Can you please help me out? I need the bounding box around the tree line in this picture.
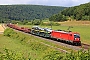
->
[0,5,66,22]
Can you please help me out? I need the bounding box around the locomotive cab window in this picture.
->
[74,34,80,38]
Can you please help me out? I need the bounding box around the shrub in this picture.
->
[4,28,13,37]
[43,51,63,60]
[0,48,31,60]
[4,28,17,37]
[44,49,90,60]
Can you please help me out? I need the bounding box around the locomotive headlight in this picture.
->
[75,38,80,40]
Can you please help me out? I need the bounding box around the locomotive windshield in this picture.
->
[74,34,80,38]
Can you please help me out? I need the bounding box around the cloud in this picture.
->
[0,0,31,5]
[27,0,90,7]
[0,0,89,7]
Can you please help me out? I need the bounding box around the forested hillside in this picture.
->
[0,5,66,21]
[61,2,90,20]
[49,2,90,22]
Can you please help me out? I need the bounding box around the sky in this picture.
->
[0,0,90,7]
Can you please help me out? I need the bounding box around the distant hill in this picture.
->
[61,2,90,20]
[0,5,66,21]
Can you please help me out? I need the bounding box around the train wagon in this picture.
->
[7,23,15,28]
[31,26,40,35]
[43,28,53,38]
[21,27,31,33]
[38,28,45,37]
[51,30,81,45]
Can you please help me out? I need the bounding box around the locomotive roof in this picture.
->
[54,30,79,34]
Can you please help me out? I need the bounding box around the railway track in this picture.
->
[14,28,89,52]
[80,43,90,50]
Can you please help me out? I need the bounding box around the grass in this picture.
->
[0,34,45,59]
[0,34,31,54]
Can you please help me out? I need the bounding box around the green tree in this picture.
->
[49,13,67,22]
[61,2,90,21]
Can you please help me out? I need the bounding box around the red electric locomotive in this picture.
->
[51,30,81,45]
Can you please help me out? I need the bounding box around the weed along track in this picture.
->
[6,23,89,52]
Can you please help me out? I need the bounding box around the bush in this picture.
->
[31,19,41,25]
[43,51,63,60]
[25,22,32,25]
[4,28,17,38]
[4,28,14,37]
[44,49,90,60]
[0,48,31,60]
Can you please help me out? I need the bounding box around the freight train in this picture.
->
[7,23,81,45]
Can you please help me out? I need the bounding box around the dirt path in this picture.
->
[0,24,5,34]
